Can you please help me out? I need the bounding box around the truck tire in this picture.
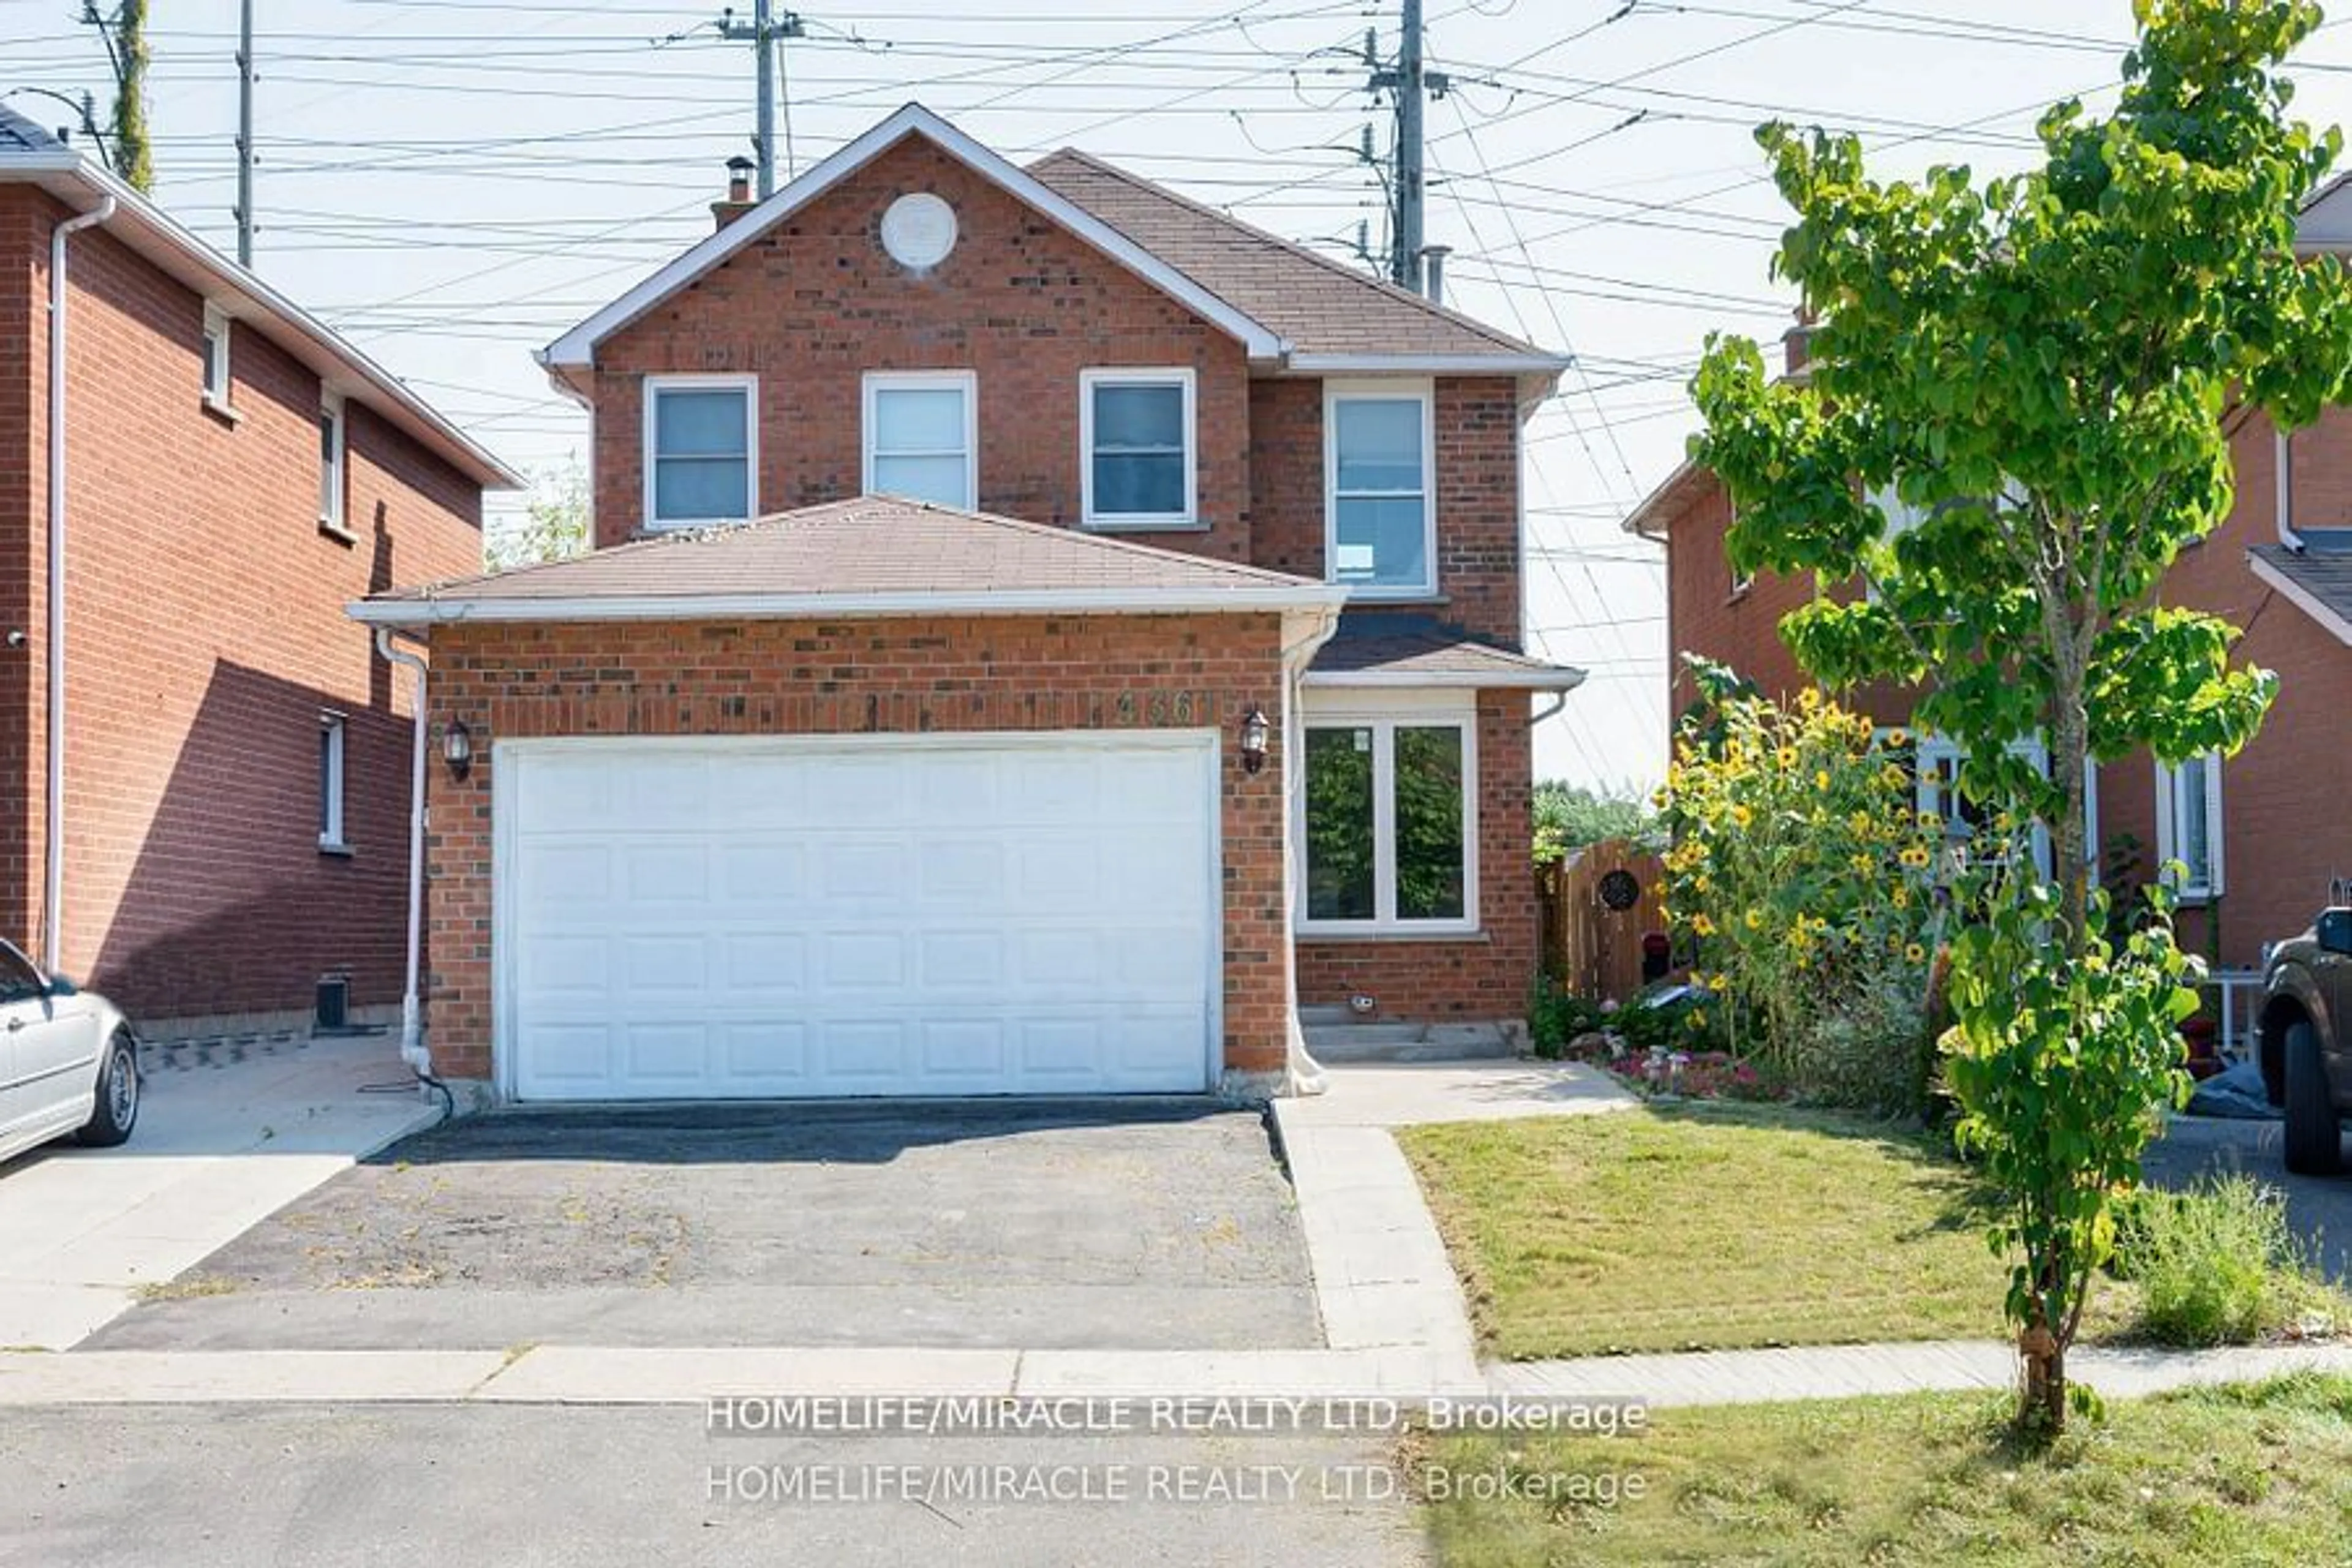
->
[2283,1020,2342,1177]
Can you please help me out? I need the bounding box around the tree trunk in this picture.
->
[2020,1321,2066,1434]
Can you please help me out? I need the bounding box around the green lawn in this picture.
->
[1417,1375,2352,1567]
[1398,1103,2037,1359]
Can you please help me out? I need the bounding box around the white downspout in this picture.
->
[2277,427,2306,552]
[1279,605,1344,1098]
[374,627,434,1080]
[43,195,115,974]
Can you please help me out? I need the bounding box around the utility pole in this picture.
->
[717,3,805,199]
[235,0,255,266]
[1366,0,1447,296]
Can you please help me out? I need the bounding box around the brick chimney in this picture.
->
[712,156,759,231]
[1782,305,1817,378]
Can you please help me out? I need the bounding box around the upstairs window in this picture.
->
[318,712,348,853]
[2156,752,2225,902]
[1325,380,1434,597]
[318,394,348,534]
[1082,369,1195,528]
[643,375,755,529]
[864,371,976,510]
[201,303,233,410]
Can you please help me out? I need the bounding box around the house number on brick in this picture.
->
[881,192,958,269]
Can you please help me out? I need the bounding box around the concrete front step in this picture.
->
[1303,1021,1517,1063]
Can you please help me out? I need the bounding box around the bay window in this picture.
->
[1300,705,1476,935]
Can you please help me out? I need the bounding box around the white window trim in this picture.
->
[1902,728,2097,881]
[862,369,978,510]
[1323,377,1438,600]
[2154,752,2225,903]
[318,712,349,854]
[319,393,349,536]
[640,372,758,531]
[200,301,237,417]
[1295,692,1479,938]
[1079,366,1198,530]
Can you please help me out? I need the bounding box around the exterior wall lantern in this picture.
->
[1239,707,1270,775]
[442,718,474,782]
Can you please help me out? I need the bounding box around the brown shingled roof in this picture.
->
[352,495,1343,623]
[1028,148,1559,364]
[1306,616,1584,689]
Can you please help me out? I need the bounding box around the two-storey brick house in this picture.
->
[0,104,513,1052]
[351,104,1582,1101]
[1632,180,2352,1001]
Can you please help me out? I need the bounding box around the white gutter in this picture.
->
[2278,428,2306,552]
[373,628,435,1080]
[348,585,1350,626]
[1280,352,1572,375]
[1303,667,1587,691]
[43,194,114,974]
[2248,551,2352,647]
[1277,604,1346,1100]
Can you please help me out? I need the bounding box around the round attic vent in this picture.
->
[881,192,958,270]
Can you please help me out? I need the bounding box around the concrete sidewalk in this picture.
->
[0,1035,441,1350]
[1490,1337,2352,1406]
[1269,1058,1634,1393]
[8,1336,2349,1408]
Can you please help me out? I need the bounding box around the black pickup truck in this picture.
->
[2260,907,2352,1174]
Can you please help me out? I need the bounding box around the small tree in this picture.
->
[1531,780,1658,865]
[488,458,589,571]
[1689,0,2352,1431]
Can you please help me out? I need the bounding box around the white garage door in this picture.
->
[497,733,1219,1101]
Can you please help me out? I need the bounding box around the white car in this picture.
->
[0,939,138,1166]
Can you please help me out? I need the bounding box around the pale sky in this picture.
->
[12,0,2352,790]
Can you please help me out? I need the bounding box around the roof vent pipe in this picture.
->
[1419,244,1451,306]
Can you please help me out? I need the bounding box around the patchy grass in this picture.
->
[1418,1374,2352,1567]
[2114,1176,2348,1347]
[131,1275,241,1303]
[1398,1103,2032,1359]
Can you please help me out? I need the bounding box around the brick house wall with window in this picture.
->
[505,102,1585,1066]
[1632,387,2352,978]
[1,123,511,1029]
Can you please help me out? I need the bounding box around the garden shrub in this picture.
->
[1658,668,1944,1109]
[2114,1176,2338,1347]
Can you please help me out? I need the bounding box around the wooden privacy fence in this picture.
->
[1538,837,1669,1003]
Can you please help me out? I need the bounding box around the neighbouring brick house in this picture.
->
[351,103,1583,1100]
[0,105,514,1039]
[1629,179,2352,1007]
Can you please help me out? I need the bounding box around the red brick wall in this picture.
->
[2,190,484,1021]
[421,613,1292,1084]
[1295,690,1537,1021]
[2097,411,2352,969]
[1659,423,2352,973]
[592,137,1253,559]
[1247,375,1526,647]
[1657,473,1912,731]
[0,190,42,957]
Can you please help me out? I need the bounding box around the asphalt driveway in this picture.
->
[83,1099,1320,1353]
